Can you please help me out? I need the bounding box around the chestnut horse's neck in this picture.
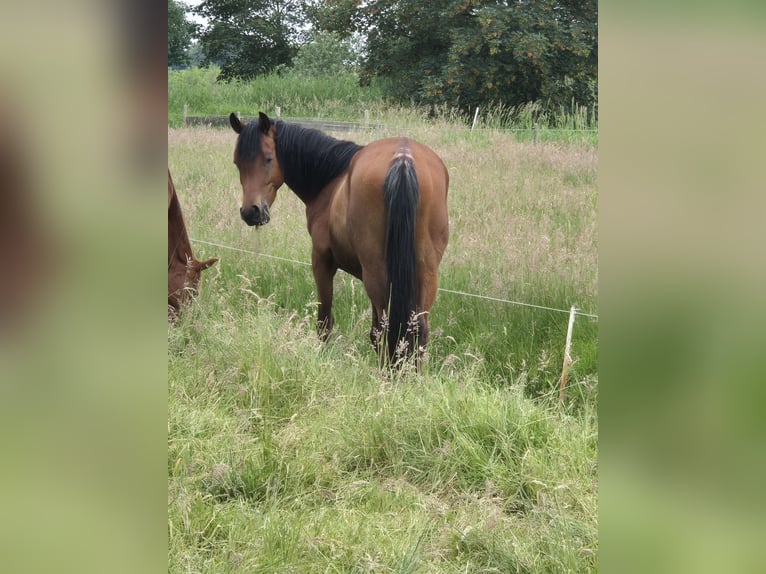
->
[168,176,193,267]
[274,121,364,204]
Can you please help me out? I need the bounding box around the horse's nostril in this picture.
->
[240,204,266,227]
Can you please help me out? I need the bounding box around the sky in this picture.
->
[181,0,206,26]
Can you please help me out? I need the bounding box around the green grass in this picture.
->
[168,67,387,127]
[169,122,598,572]
[169,297,597,572]
[168,67,598,146]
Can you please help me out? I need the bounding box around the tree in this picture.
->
[168,0,196,67]
[290,31,357,77]
[187,41,206,67]
[312,0,597,118]
[194,0,305,80]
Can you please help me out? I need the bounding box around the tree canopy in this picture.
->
[168,0,196,67]
[172,0,598,115]
[312,0,597,115]
[194,0,304,80]
[290,31,358,77]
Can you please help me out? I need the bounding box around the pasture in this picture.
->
[168,120,598,572]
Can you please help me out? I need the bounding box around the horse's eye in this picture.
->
[265,157,273,164]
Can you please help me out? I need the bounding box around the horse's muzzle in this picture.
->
[240,203,271,227]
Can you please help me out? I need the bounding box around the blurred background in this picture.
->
[599,2,766,572]
[0,1,165,573]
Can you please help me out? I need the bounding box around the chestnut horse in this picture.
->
[229,112,449,365]
[168,170,218,318]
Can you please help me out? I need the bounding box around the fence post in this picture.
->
[275,106,281,118]
[471,107,480,132]
[364,109,370,127]
[533,123,540,143]
[558,306,577,405]
[183,103,188,127]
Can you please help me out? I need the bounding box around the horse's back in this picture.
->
[349,138,447,189]
[347,137,448,215]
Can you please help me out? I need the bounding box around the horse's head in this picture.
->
[168,169,218,316]
[230,112,283,227]
[168,255,218,313]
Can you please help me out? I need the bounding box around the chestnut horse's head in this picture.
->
[229,112,283,227]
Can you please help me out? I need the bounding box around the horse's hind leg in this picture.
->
[416,269,441,357]
[361,264,389,355]
[369,306,385,353]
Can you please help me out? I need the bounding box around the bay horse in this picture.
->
[229,112,449,365]
[168,170,218,319]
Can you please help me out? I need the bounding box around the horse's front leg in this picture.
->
[312,249,337,340]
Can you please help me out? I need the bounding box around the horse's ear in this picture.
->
[196,257,218,271]
[229,113,242,134]
[258,112,272,134]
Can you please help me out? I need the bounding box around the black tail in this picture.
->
[383,149,419,361]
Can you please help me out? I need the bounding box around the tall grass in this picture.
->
[168,67,598,145]
[168,122,597,571]
[169,294,597,572]
[168,67,387,127]
[480,101,598,145]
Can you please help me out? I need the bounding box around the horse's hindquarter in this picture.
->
[348,138,449,269]
[411,142,450,311]
[411,142,450,258]
[345,144,390,271]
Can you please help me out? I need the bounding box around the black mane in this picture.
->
[237,119,364,203]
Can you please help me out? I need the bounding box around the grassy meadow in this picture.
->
[168,116,598,571]
[169,67,598,146]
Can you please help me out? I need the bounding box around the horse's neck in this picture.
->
[168,195,194,264]
[278,124,362,204]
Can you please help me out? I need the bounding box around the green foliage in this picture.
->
[168,68,597,145]
[194,0,303,80]
[315,0,598,119]
[289,31,358,77]
[186,41,206,67]
[181,1,597,117]
[168,0,196,67]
